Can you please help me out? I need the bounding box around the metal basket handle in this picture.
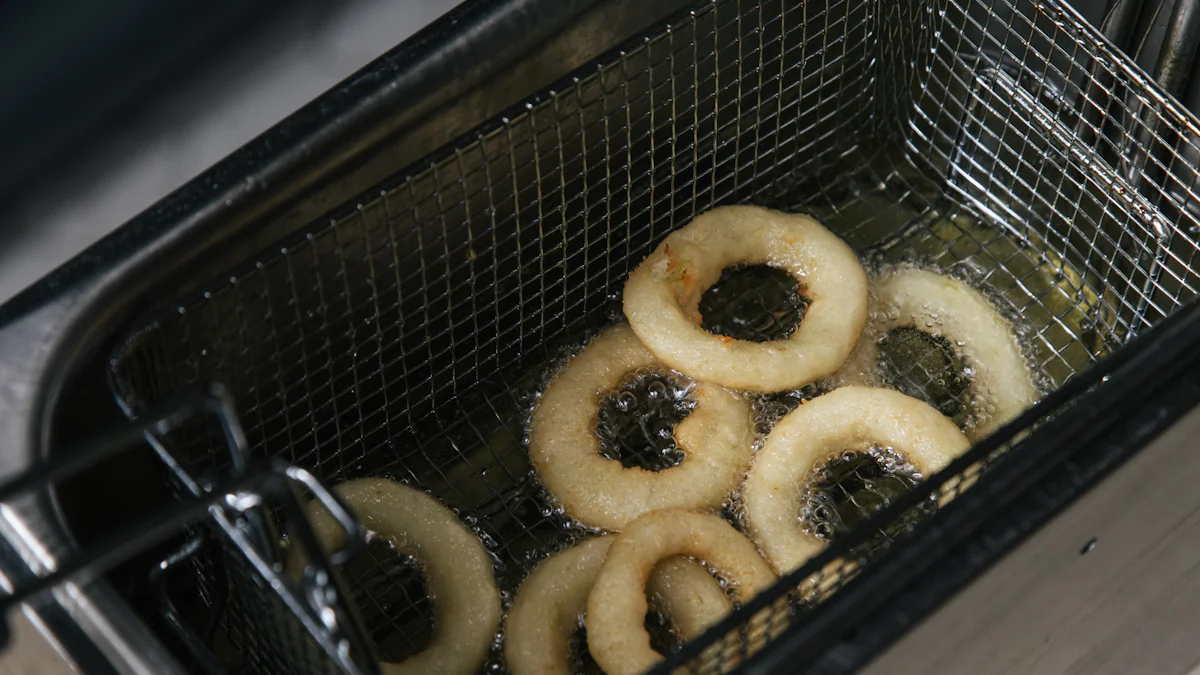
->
[0,383,379,675]
[149,462,379,675]
[151,534,225,675]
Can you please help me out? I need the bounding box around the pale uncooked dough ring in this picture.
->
[623,205,868,392]
[529,324,754,530]
[505,537,732,675]
[744,386,971,574]
[292,478,501,675]
[834,267,1038,441]
[586,509,777,675]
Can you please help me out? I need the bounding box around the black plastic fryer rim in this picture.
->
[102,0,1200,671]
[2,0,1197,671]
[798,309,1200,674]
[649,294,1200,674]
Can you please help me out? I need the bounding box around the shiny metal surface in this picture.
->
[0,384,378,674]
[98,0,1200,672]
[0,0,698,672]
[5,0,1200,672]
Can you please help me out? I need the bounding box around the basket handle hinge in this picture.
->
[0,384,380,675]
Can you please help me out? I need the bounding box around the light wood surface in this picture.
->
[0,609,74,675]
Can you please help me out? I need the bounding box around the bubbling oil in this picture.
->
[339,168,1125,670]
[699,264,809,342]
[876,326,975,429]
[799,445,938,551]
[826,256,1052,439]
[564,593,690,675]
[343,539,434,660]
[568,624,605,675]
[595,368,697,471]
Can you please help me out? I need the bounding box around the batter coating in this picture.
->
[623,205,868,392]
[505,537,732,675]
[529,324,755,530]
[586,509,777,675]
[292,478,501,675]
[744,386,971,573]
[834,267,1038,440]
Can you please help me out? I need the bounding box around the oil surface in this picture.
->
[595,369,695,471]
[699,264,809,342]
[799,446,938,551]
[284,162,1125,672]
[876,326,975,428]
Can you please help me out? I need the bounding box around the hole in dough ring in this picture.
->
[623,205,868,392]
[586,509,778,675]
[292,478,501,675]
[504,537,732,675]
[743,386,971,574]
[834,267,1038,441]
[529,324,755,530]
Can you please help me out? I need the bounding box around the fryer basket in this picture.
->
[107,0,1200,672]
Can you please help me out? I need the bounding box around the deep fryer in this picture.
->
[4,0,1200,672]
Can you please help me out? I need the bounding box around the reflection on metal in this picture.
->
[0,385,377,675]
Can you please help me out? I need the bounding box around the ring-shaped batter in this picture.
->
[623,205,868,392]
[586,509,777,675]
[529,324,755,530]
[292,478,501,675]
[505,537,732,675]
[834,267,1038,441]
[744,386,971,574]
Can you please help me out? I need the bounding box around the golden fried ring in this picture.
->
[623,205,868,392]
[293,478,501,675]
[586,509,777,675]
[743,386,971,574]
[529,324,754,530]
[834,267,1038,441]
[504,537,732,675]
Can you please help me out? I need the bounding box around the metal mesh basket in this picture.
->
[108,0,1200,671]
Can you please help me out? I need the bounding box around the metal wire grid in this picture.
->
[799,446,938,544]
[103,0,1200,671]
[660,452,1002,675]
[132,403,380,675]
[697,265,810,343]
[217,546,352,675]
[913,0,1200,336]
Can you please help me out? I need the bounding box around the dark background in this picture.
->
[0,0,458,303]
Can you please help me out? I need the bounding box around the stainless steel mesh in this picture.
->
[109,0,1200,671]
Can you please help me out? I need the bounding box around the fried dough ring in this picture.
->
[623,205,868,392]
[743,386,971,574]
[504,537,732,675]
[293,478,501,675]
[529,324,754,530]
[835,267,1038,440]
[586,509,777,675]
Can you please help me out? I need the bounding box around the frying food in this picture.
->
[529,324,754,530]
[834,266,1038,440]
[586,509,776,675]
[623,205,868,392]
[743,386,970,573]
[505,536,731,675]
[294,478,501,675]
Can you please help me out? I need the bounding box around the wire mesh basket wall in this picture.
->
[109,0,1200,671]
